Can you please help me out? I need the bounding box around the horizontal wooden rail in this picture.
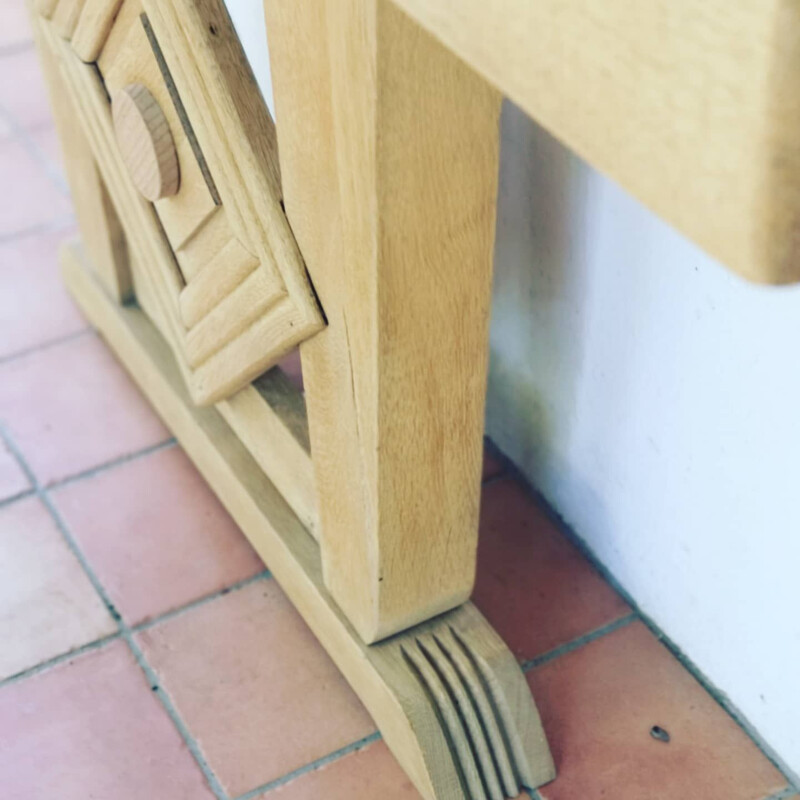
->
[393,0,800,285]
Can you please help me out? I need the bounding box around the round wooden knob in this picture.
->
[112,83,180,201]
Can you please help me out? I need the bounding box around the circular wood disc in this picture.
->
[112,83,180,201]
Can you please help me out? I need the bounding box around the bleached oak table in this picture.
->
[29,0,800,797]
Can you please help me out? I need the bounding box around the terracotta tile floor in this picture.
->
[1,10,797,800]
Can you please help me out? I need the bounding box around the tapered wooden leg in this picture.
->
[265,0,501,644]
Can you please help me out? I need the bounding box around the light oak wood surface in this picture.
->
[32,9,131,301]
[394,0,800,285]
[35,0,324,404]
[219,369,318,536]
[112,83,180,201]
[51,0,86,38]
[266,0,501,644]
[35,0,59,18]
[71,0,123,62]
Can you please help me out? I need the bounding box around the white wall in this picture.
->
[225,0,274,115]
[226,0,800,778]
[489,101,800,778]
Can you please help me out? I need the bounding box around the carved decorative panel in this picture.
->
[36,0,323,405]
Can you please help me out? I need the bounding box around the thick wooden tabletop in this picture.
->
[395,0,800,285]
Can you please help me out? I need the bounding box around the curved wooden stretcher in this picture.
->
[30,0,800,796]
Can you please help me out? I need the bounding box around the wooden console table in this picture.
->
[29,0,800,797]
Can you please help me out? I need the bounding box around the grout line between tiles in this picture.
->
[0,567,272,689]
[641,618,800,792]
[132,569,272,632]
[0,328,93,368]
[232,732,382,800]
[0,487,36,510]
[51,503,232,800]
[124,632,230,800]
[1,419,381,800]
[2,390,791,798]
[0,630,122,690]
[0,424,232,800]
[47,437,178,491]
[763,789,798,800]
[0,102,70,195]
[490,440,800,791]
[520,612,638,673]
[0,425,41,492]
[1,435,176,508]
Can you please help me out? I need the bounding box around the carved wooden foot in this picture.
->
[61,242,555,800]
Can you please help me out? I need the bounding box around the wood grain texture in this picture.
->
[32,7,131,301]
[265,0,501,642]
[71,0,124,62]
[98,0,218,251]
[219,368,318,535]
[173,204,231,282]
[112,83,180,201]
[35,0,60,19]
[38,0,323,404]
[393,0,800,284]
[51,0,87,39]
[142,0,324,399]
[184,267,283,368]
[142,0,321,328]
[178,235,259,328]
[62,241,554,800]
[41,15,189,348]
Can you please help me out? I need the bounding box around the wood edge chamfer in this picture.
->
[60,241,555,800]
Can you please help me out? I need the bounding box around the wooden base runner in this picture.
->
[62,241,555,800]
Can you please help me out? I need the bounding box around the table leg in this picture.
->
[266,0,502,644]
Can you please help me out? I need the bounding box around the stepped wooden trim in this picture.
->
[33,0,324,405]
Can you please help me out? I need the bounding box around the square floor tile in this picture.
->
[259,740,420,799]
[0,227,86,360]
[0,334,169,485]
[473,477,630,662]
[0,439,29,502]
[0,497,114,679]
[0,139,72,237]
[52,446,265,625]
[0,47,53,131]
[0,639,215,800]
[0,6,33,50]
[529,621,788,800]
[137,580,376,797]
